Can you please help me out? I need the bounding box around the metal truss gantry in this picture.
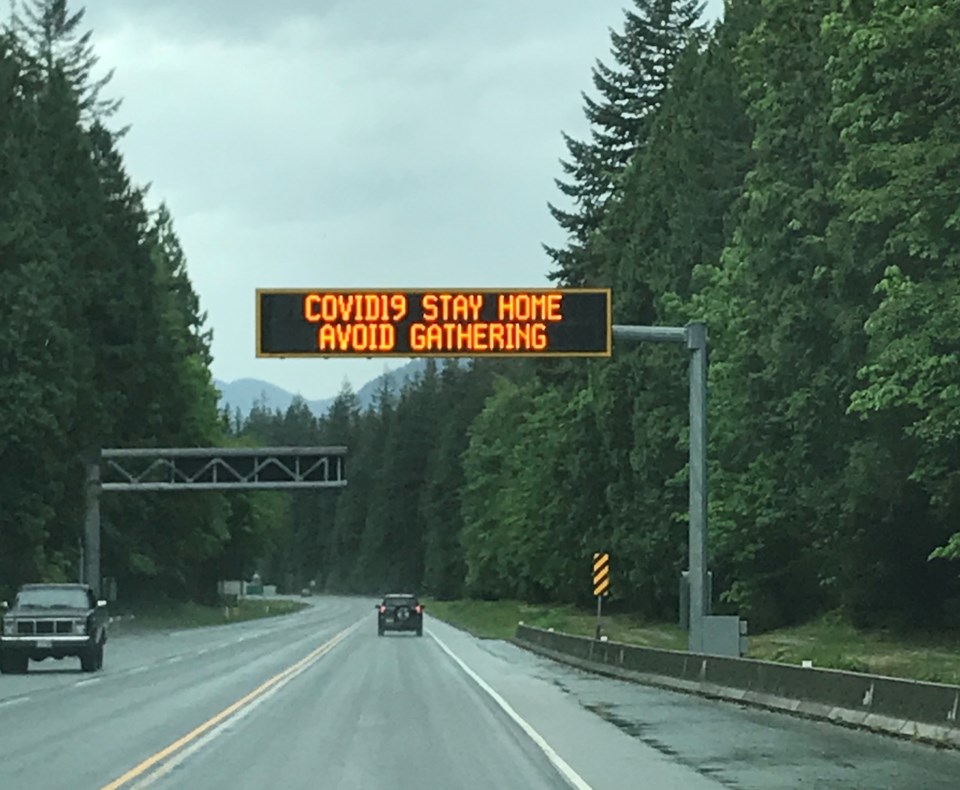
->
[84,447,347,597]
[100,446,347,491]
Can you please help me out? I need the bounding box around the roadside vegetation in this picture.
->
[108,598,307,633]
[3,0,959,681]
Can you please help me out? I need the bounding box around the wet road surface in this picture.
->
[0,595,958,789]
[500,640,960,789]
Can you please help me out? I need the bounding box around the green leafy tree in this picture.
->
[814,0,960,631]
[825,0,960,625]
[688,0,849,630]
[460,376,541,598]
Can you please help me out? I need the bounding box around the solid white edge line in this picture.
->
[429,630,594,790]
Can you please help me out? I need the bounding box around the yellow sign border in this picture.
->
[255,287,613,359]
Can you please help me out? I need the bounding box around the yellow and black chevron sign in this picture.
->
[593,552,610,597]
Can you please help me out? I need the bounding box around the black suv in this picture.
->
[377,594,423,637]
[0,583,109,673]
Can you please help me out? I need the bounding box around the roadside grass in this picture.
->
[424,598,960,685]
[747,616,960,685]
[423,599,686,649]
[109,597,307,632]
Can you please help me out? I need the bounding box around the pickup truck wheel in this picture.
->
[0,653,28,674]
[80,643,102,673]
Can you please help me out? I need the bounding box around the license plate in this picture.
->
[36,640,52,648]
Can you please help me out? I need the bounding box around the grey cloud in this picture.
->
[83,0,343,42]
[85,0,615,47]
[69,0,723,398]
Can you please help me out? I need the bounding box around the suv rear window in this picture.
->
[384,596,417,607]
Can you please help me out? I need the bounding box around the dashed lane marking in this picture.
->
[100,619,361,790]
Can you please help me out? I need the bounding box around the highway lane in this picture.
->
[0,596,338,701]
[0,596,368,789]
[1,596,959,789]
[109,607,716,790]
[134,618,574,789]
[0,595,717,789]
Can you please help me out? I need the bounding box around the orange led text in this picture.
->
[304,292,408,323]
[317,323,396,352]
[421,293,484,322]
[409,322,548,352]
[497,293,563,322]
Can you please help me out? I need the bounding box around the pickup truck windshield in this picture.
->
[16,588,90,609]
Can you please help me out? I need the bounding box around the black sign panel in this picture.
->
[256,288,611,357]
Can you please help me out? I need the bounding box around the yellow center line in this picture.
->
[100,621,359,790]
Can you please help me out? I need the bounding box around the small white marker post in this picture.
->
[595,594,602,641]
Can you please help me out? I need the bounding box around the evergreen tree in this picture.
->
[420,362,494,598]
[10,0,120,119]
[6,0,960,636]
[0,30,86,589]
[545,0,705,285]
[315,382,361,587]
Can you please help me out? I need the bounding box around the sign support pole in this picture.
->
[612,322,710,654]
[84,458,101,598]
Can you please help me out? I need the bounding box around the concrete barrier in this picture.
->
[513,624,960,749]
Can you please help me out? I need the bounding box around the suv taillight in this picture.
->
[415,605,422,614]
[379,605,386,613]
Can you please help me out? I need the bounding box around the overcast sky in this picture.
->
[79,0,723,401]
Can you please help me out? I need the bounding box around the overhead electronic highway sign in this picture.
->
[256,288,612,358]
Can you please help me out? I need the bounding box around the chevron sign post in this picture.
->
[593,552,610,639]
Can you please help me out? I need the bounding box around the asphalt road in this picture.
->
[0,596,958,789]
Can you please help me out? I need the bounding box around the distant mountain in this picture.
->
[351,358,431,411]
[214,358,446,418]
[214,378,333,418]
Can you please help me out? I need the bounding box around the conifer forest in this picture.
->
[2,0,959,636]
